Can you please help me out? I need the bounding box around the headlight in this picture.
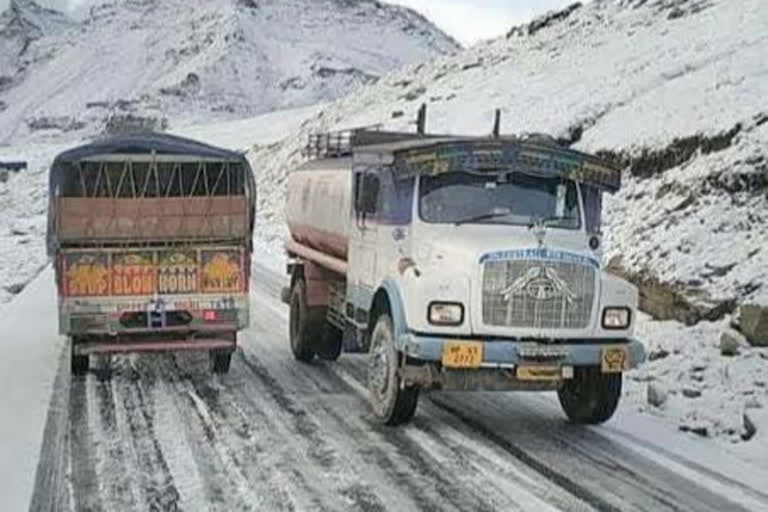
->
[428,302,464,326]
[602,307,631,330]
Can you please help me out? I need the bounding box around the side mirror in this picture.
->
[358,174,380,215]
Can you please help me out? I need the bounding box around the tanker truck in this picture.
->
[283,125,645,426]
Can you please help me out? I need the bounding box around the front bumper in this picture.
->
[400,333,646,369]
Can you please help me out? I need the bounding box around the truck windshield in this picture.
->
[419,172,581,228]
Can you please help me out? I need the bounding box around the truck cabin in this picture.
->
[349,136,618,241]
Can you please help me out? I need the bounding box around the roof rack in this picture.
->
[302,104,566,160]
[303,126,445,160]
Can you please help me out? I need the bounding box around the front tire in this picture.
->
[367,314,419,426]
[558,366,622,425]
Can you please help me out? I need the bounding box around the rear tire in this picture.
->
[367,314,419,426]
[317,323,343,361]
[211,350,233,374]
[558,366,622,425]
[289,279,323,362]
[70,338,89,377]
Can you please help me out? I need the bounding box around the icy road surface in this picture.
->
[29,264,768,512]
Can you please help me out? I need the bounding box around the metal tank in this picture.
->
[285,159,351,261]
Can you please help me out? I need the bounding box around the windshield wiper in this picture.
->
[529,216,573,228]
[454,209,512,226]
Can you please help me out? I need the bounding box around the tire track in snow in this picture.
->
[166,355,299,512]
[429,393,754,512]
[91,372,141,512]
[67,377,106,512]
[246,287,575,512]
[113,359,182,512]
[251,262,765,512]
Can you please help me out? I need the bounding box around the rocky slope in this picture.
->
[0,0,459,144]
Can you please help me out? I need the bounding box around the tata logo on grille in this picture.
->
[501,266,577,303]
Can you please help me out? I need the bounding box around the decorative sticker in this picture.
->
[158,250,199,295]
[112,252,155,296]
[201,250,242,293]
[64,253,109,297]
[479,248,600,268]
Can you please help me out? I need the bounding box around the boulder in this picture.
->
[743,412,757,441]
[682,387,702,399]
[719,331,743,356]
[648,348,671,361]
[647,382,668,407]
[738,305,768,347]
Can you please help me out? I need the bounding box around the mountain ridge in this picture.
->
[0,0,460,143]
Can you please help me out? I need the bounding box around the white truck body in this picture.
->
[284,130,645,425]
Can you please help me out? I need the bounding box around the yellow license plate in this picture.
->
[516,365,561,381]
[442,341,483,369]
[601,346,630,373]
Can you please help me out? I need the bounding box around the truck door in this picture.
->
[348,169,380,309]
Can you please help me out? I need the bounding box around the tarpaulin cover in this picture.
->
[51,132,246,165]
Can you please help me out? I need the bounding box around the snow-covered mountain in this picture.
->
[0,0,459,144]
[250,0,768,328]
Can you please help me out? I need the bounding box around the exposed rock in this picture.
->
[606,257,737,325]
[401,86,427,102]
[742,412,757,441]
[679,424,709,437]
[507,3,583,38]
[595,123,742,179]
[682,387,702,399]
[737,305,768,347]
[26,115,86,132]
[159,72,202,98]
[648,348,670,361]
[3,283,25,295]
[647,382,668,407]
[103,114,168,136]
[719,331,743,356]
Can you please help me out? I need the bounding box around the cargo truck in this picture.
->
[47,134,256,376]
[283,119,645,426]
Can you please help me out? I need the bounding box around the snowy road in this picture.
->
[31,264,768,512]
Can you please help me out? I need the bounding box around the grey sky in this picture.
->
[392,0,577,44]
[2,0,576,44]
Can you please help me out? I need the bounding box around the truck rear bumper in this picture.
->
[399,334,646,369]
[73,338,236,356]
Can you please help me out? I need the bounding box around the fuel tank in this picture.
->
[285,159,351,261]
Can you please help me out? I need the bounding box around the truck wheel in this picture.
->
[70,339,89,377]
[211,350,233,374]
[558,366,622,425]
[317,324,343,361]
[289,279,322,362]
[367,314,419,426]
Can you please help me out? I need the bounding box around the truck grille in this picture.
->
[482,259,596,329]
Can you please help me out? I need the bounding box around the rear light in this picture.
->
[203,310,218,322]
